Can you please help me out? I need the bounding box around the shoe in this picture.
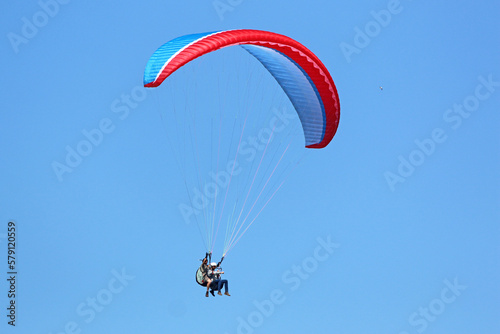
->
[217,291,222,296]
[224,292,231,296]
[210,290,215,297]
[205,292,209,297]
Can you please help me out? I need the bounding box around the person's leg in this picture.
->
[209,280,218,296]
[222,280,228,293]
[214,279,220,295]
[205,279,212,297]
[221,280,230,295]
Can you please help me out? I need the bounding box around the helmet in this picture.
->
[210,262,217,267]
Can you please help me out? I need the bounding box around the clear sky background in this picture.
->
[1,1,499,333]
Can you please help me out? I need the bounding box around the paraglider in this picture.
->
[207,261,230,297]
[196,252,227,297]
[143,29,340,293]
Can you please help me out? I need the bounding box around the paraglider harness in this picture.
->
[196,252,224,287]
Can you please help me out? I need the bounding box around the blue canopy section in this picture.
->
[242,45,326,146]
[143,31,218,85]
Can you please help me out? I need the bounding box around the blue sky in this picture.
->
[1,1,499,333]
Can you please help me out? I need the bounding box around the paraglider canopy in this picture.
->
[144,29,340,149]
